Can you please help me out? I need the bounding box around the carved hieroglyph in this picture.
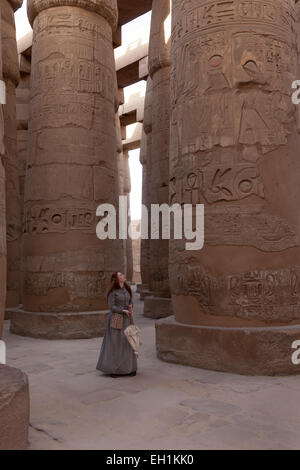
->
[170,0,300,325]
[147,0,171,297]
[23,0,123,312]
[2,0,22,307]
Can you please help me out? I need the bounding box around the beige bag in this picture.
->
[110,313,123,330]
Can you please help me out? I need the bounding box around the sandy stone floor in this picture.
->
[3,287,300,450]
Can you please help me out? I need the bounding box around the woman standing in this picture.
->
[96,271,137,377]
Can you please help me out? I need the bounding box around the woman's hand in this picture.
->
[123,309,131,317]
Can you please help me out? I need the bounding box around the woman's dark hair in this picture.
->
[106,271,132,302]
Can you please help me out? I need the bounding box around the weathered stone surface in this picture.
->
[123,150,133,282]
[0,365,29,450]
[0,160,6,338]
[142,75,153,306]
[156,316,300,376]
[0,3,6,338]
[2,0,22,308]
[144,296,173,319]
[156,0,300,374]
[21,0,124,321]
[116,111,128,277]
[143,0,172,318]
[131,220,141,284]
[9,307,109,339]
[139,129,149,293]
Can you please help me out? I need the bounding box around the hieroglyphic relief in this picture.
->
[24,204,97,234]
[24,270,109,307]
[172,0,295,45]
[170,256,300,323]
[170,150,265,204]
[188,265,300,323]
[31,94,95,130]
[31,51,114,97]
[171,31,296,158]
[169,0,300,329]
[34,9,113,41]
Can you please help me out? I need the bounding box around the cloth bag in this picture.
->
[110,313,123,330]
[124,325,142,356]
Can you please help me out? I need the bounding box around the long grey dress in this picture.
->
[96,286,138,375]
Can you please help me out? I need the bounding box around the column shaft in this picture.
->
[11,0,123,339]
[144,0,173,318]
[157,0,300,375]
[2,0,22,307]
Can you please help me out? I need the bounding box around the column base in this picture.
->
[155,316,300,376]
[0,365,29,450]
[144,296,173,319]
[136,283,143,294]
[140,289,152,301]
[5,304,23,320]
[7,307,109,339]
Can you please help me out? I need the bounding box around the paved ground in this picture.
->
[3,287,300,450]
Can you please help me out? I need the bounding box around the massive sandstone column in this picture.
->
[0,8,6,338]
[139,128,150,294]
[156,0,300,375]
[2,0,23,308]
[140,76,153,301]
[123,150,133,282]
[144,0,173,319]
[10,0,124,339]
[0,5,29,450]
[116,112,127,274]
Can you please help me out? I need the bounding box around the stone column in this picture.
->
[16,53,31,241]
[0,10,6,339]
[296,1,300,132]
[10,0,124,339]
[140,76,153,301]
[156,0,300,375]
[2,0,23,308]
[0,5,29,450]
[0,157,5,336]
[123,150,133,282]
[139,128,149,294]
[144,0,173,319]
[115,111,127,276]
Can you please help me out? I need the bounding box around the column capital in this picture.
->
[27,0,118,30]
[148,0,171,78]
[8,0,23,13]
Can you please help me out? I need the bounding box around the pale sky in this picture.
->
[14,2,151,221]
